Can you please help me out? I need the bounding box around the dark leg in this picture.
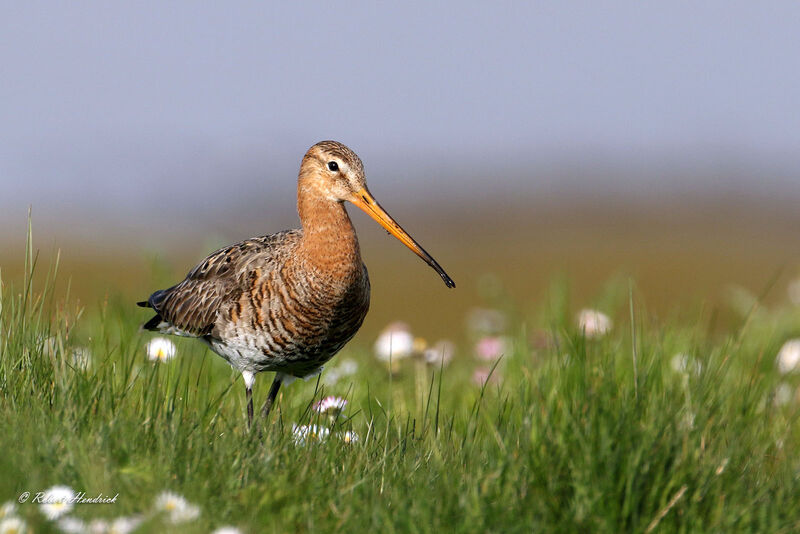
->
[261,374,283,419]
[246,385,254,429]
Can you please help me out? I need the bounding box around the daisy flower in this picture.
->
[577,309,612,338]
[169,503,200,524]
[70,347,92,371]
[291,424,330,446]
[423,339,456,367]
[39,485,75,520]
[154,492,200,524]
[108,516,142,534]
[146,337,177,363]
[88,519,109,533]
[340,431,360,444]
[373,322,414,361]
[0,503,15,519]
[776,339,800,375]
[0,517,27,534]
[56,517,86,534]
[313,396,348,416]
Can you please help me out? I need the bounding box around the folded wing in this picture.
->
[138,230,300,337]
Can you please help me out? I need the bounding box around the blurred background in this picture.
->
[1,2,799,341]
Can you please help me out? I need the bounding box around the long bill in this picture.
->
[350,187,456,288]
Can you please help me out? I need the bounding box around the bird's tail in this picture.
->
[141,313,165,332]
[137,297,164,331]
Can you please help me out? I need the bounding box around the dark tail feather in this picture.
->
[142,314,164,332]
[139,289,171,332]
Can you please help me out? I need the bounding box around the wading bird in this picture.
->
[138,141,454,427]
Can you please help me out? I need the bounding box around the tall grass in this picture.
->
[1,231,799,533]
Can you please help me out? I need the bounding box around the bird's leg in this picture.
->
[261,374,283,419]
[246,386,254,429]
[242,371,256,429]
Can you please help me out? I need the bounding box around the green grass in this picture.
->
[2,234,800,533]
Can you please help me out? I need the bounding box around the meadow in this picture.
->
[2,225,800,534]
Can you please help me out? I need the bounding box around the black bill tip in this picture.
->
[441,272,456,288]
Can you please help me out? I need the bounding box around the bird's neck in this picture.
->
[297,192,362,276]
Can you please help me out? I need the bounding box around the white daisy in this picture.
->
[313,396,348,415]
[0,503,16,519]
[423,339,456,366]
[212,527,244,534]
[340,431,360,444]
[577,309,612,338]
[168,503,200,524]
[776,339,800,374]
[291,424,330,446]
[56,517,86,534]
[0,517,27,534]
[88,519,109,534]
[108,516,142,534]
[70,347,92,371]
[39,485,75,520]
[146,337,177,363]
[373,322,414,361]
[154,492,200,524]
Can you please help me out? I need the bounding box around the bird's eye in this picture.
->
[327,161,339,172]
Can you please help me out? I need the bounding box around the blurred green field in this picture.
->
[2,226,800,533]
[3,197,799,345]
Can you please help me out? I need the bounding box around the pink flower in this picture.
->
[474,336,509,361]
[577,309,612,338]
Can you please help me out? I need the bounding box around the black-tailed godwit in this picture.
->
[138,141,454,427]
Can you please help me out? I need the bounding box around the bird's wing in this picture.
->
[140,230,301,337]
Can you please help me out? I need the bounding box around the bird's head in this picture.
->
[299,140,455,288]
[300,140,367,202]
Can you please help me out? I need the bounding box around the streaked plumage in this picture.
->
[139,140,454,427]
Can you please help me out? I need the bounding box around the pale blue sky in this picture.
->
[1,2,799,236]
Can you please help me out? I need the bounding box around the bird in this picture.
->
[138,140,455,428]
